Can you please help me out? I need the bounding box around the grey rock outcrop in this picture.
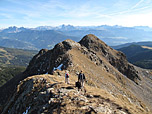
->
[1,76,131,114]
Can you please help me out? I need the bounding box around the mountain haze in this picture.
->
[0,29,80,50]
[1,25,152,50]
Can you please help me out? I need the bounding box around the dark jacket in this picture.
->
[78,73,86,81]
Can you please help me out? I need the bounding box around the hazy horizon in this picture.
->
[1,24,152,29]
[0,0,152,28]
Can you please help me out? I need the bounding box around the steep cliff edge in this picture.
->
[0,34,152,113]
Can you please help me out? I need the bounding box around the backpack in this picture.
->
[75,81,81,88]
[66,73,69,78]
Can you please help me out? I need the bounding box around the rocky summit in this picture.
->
[0,34,152,114]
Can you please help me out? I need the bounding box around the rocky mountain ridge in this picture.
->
[1,74,140,114]
[0,34,152,114]
[25,34,140,83]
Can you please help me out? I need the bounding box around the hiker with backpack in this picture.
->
[78,71,86,88]
[65,71,69,84]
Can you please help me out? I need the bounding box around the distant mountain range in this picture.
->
[0,25,152,50]
[0,29,80,50]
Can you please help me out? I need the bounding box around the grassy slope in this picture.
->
[66,48,151,113]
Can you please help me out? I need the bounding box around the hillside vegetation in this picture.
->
[118,45,152,69]
[0,46,37,67]
[0,46,37,87]
[112,41,152,49]
[0,66,25,87]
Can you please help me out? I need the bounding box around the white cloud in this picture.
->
[124,13,152,26]
[1,0,152,27]
[131,0,145,9]
[107,12,152,27]
[0,13,12,19]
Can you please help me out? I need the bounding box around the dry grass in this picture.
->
[0,48,7,53]
[67,48,151,113]
[142,46,152,50]
[21,73,151,114]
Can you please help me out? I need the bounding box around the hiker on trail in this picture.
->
[65,71,69,84]
[78,71,86,87]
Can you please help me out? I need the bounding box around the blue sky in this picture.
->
[0,0,152,28]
